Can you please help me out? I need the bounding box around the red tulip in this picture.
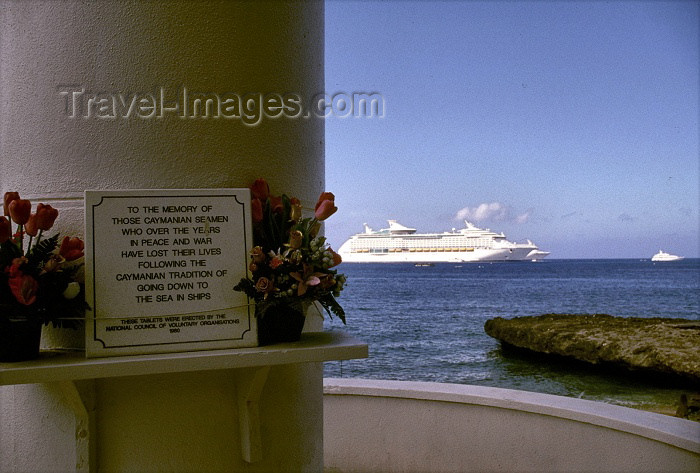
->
[0,217,11,243]
[250,178,270,202]
[314,199,337,220]
[8,199,31,225]
[251,198,263,223]
[3,192,20,216]
[35,203,59,231]
[24,214,39,237]
[314,192,337,220]
[59,236,84,261]
[315,192,334,211]
[8,273,39,306]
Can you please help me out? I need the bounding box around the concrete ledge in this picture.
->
[324,378,700,473]
[0,332,367,386]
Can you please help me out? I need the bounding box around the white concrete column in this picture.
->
[1,2,326,471]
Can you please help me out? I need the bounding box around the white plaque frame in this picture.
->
[85,189,257,357]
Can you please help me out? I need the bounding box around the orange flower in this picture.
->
[269,256,284,269]
[8,199,31,225]
[290,264,326,296]
[35,203,58,231]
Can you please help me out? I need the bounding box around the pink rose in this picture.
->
[254,277,274,295]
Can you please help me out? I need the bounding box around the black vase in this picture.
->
[256,301,306,346]
[0,317,43,362]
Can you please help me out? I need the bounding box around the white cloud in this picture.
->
[515,211,531,224]
[455,202,506,222]
[455,202,533,225]
[454,202,532,224]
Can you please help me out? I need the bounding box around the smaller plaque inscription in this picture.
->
[85,189,256,357]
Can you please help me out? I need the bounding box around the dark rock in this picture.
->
[484,314,700,384]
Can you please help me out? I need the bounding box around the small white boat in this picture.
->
[651,250,684,262]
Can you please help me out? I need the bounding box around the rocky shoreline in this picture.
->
[484,314,700,385]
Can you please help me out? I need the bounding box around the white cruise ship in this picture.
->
[338,220,549,263]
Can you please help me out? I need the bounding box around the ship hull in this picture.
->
[338,247,514,263]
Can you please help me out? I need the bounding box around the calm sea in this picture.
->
[322,259,700,411]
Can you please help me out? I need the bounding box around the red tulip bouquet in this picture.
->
[234,179,346,343]
[1,192,87,332]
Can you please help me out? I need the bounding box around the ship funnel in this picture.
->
[363,223,373,234]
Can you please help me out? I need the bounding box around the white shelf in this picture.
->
[0,330,367,386]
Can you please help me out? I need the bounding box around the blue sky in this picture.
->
[323,1,699,259]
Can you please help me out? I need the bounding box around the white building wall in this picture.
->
[324,379,700,473]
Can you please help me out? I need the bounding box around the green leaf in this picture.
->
[319,293,346,325]
[27,234,60,271]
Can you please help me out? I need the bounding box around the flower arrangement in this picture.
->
[1,192,86,329]
[234,179,346,342]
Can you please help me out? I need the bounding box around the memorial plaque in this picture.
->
[85,189,257,357]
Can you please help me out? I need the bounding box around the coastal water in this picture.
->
[322,259,700,411]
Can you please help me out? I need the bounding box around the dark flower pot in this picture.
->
[256,301,306,346]
[0,317,43,362]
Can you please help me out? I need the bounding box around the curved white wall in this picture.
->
[324,379,700,473]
